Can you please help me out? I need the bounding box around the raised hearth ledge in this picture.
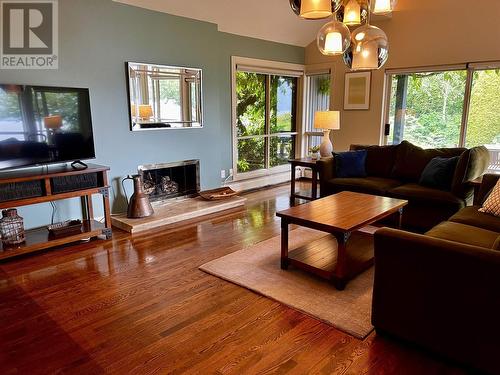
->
[112,196,246,233]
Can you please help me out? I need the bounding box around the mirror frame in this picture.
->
[126,61,204,131]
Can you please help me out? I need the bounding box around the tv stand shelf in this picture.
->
[0,164,112,260]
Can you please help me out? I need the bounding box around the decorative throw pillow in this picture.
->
[419,156,460,191]
[480,179,500,217]
[333,150,367,178]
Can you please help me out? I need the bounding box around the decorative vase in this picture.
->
[0,208,25,246]
[125,175,154,219]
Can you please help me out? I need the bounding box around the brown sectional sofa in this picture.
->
[372,174,500,374]
[317,141,490,232]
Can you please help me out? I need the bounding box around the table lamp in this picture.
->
[43,115,63,130]
[314,111,340,157]
[138,104,153,121]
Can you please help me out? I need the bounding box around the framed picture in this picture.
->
[344,71,371,110]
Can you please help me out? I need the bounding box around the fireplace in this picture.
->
[138,160,200,203]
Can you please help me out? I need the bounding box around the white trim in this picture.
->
[226,171,291,192]
[382,61,500,148]
[467,61,500,70]
[232,164,290,182]
[231,56,305,181]
[385,64,467,75]
[233,56,305,74]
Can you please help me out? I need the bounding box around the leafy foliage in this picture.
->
[236,72,296,173]
[390,69,500,150]
[466,69,500,147]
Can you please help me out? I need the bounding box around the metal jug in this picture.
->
[123,175,154,218]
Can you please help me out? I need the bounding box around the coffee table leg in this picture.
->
[281,219,289,270]
[290,166,296,206]
[311,169,318,200]
[398,207,404,229]
[333,232,350,290]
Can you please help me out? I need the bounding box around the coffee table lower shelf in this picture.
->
[283,230,374,289]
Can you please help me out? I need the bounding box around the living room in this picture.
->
[0,0,499,373]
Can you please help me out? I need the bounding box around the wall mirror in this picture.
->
[127,62,203,131]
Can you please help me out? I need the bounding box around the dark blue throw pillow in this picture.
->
[333,150,367,178]
[419,156,460,191]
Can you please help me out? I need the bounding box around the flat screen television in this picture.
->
[0,84,95,170]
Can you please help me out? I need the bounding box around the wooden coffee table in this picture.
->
[276,191,408,290]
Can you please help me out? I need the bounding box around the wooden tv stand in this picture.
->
[0,163,112,261]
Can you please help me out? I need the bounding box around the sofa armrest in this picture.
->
[372,227,500,373]
[474,173,500,206]
[316,158,336,197]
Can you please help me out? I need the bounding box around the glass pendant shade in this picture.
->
[336,0,368,26]
[300,0,332,19]
[317,20,351,56]
[290,0,342,18]
[371,0,397,15]
[343,24,389,70]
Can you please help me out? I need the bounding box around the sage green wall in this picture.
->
[0,0,304,228]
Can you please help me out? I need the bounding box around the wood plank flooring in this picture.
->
[0,182,467,374]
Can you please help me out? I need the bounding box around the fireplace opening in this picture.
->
[138,160,200,203]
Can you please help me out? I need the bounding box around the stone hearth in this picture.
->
[111,196,246,233]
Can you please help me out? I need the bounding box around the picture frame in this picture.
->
[344,71,371,110]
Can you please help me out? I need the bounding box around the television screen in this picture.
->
[0,84,95,170]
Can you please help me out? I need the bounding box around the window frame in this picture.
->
[303,68,333,155]
[382,61,500,149]
[231,56,304,181]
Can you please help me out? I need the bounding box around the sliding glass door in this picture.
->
[235,71,298,176]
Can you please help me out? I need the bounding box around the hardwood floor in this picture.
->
[0,182,467,374]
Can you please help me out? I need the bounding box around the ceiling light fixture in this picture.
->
[289,0,342,19]
[343,23,389,70]
[291,0,392,70]
[316,18,351,56]
[300,0,333,19]
[371,0,396,15]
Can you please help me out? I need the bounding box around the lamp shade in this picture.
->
[343,0,361,25]
[300,0,332,19]
[138,104,153,119]
[372,0,396,15]
[317,19,351,56]
[43,115,62,130]
[344,24,389,70]
[314,111,340,130]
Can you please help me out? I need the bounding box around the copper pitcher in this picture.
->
[124,175,154,218]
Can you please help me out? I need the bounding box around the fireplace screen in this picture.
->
[138,160,200,202]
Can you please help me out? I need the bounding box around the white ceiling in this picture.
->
[113,0,327,47]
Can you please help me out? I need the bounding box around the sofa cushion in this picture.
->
[480,179,500,217]
[426,221,499,249]
[388,183,465,208]
[325,177,402,195]
[419,156,460,191]
[392,141,465,182]
[334,150,367,178]
[350,144,398,178]
[451,146,490,199]
[449,206,500,233]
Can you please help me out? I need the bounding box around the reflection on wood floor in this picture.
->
[0,181,465,374]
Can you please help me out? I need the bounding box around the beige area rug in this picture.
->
[199,227,374,339]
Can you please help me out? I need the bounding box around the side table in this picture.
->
[288,157,321,206]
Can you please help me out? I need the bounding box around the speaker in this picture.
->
[51,173,99,194]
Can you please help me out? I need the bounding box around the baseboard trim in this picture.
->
[226,171,291,192]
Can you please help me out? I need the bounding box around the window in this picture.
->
[234,63,300,177]
[385,64,500,171]
[465,68,500,171]
[304,73,331,152]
